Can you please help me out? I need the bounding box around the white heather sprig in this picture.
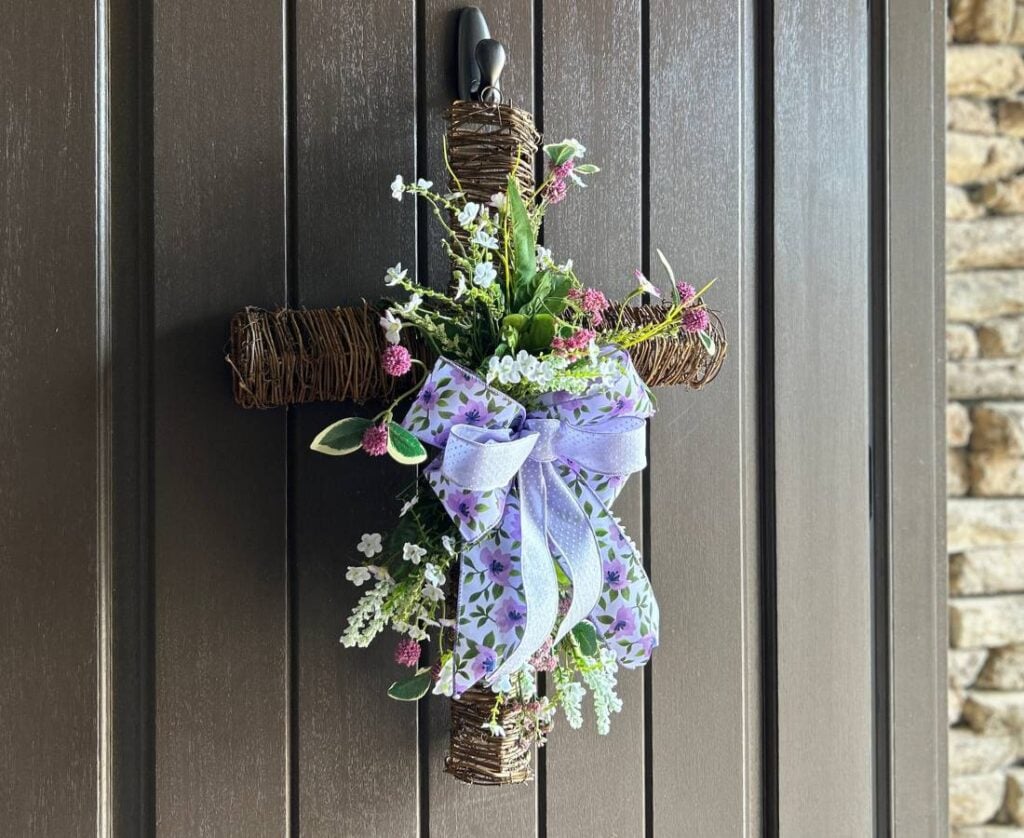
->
[580,648,624,735]
[340,577,395,648]
[553,666,586,730]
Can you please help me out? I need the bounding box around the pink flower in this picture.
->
[682,307,710,334]
[529,638,557,672]
[545,177,568,205]
[496,597,527,634]
[552,159,575,179]
[676,281,697,302]
[361,423,389,456]
[394,637,421,667]
[381,344,412,376]
[480,546,512,585]
[552,328,597,358]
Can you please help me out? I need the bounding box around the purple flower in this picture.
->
[563,457,583,477]
[603,559,628,591]
[682,307,710,334]
[480,546,512,585]
[470,647,498,680]
[445,491,480,525]
[450,366,476,387]
[500,501,521,536]
[610,396,636,417]
[496,597,527,634]
[639,633,657,657]
[676,281,697,303]
[611,605,637,638]
[417,385,437,408]
[452,400,490,427]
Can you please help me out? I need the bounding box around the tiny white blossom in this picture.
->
[380,309,403,345]
[633,269,662,299]
[402,542,427,564]
[368,564,389,581]
[441,535,457,556]
[345,565,372,586]
[395,293,422,315]
[445,191,464,201]
[536,245,553,268]
[457,202,480,228]
[357,532,383,557]
[424,562,445,587]
[472,261,497,289]
[471,230,499,250]
[390,174,405,200]
[432,657,454,696]
[489,192,506,210]
[384,263,408,286]
[494,354,520,384]
[422,584,445,603]
[482,720,507,737]
[416,178,433,190]
[558,258,574,272]
[453,271,468,300]
[399,494,418,517]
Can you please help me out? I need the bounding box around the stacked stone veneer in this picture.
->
[948,2,1024,834]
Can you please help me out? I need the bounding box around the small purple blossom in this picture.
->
[545,177,568,205]
[361,423,389,456]
[639,634,657,657]
[480,546,512,585]
[603,559,628,591]
[611,605,637,638]
[470,647,498,680]
[682,307,710,334]
[452,400,490,427]
[609,395,636,417]
[394,637,421,667]
[676,281,697,302]
[496,597,527,634]
[416,385,437,408]
[445,491,480,525]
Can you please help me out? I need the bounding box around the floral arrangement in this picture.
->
[311,139,717,752]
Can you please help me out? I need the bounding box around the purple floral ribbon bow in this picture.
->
[403,350,660,697]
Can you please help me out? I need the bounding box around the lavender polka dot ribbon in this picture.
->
[402,349,660,697]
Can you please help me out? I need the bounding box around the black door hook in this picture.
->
[457,7,505,104]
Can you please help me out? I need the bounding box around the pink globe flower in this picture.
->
[394,637,421,667]
[381,344,412,377]
[682,307,710,334]
[676,281,697,303]
[361,423,389,456]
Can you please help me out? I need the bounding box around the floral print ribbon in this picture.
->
[403,350,659,697]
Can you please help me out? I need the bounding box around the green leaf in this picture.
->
[507,174,536,289]
[574,163,600,175]
[309,417,373,456]
[697,329,717,357]
[387,668,432,701]
[519,314,556,352]
[387,422,428,465]
[572,621,599,658]
[519,273,571,318]
[543,142,576,166]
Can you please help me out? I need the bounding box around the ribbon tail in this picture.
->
[486,461,559,687]
[543,462,603,645]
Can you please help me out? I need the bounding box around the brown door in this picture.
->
[1,1,944,835]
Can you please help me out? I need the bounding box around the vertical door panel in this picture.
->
[420,3,540,835]
[292,3,421,836]
[541,2,647,835]
[648,1,760,835]
[152,1,288,833]
[773,0,873,833]
[0,2,100,833]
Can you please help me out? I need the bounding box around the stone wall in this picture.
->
[949,2,1024,833]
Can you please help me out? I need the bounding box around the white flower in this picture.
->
[471,230,499,250]
[558,258,574,272]
[394,293,422,315]
[633,269,662,299]
[357,532,383,557]
[472,261,497,289]
[536,245,553,268]
[403,542,427,564]
[380,309,403,345]
[390,174,405,200]
[441,535,457,556]
[424,562,445,587]
[384,263,408,286]
[407,624,429,641]
[416,178,433,190]
[457,202,480,228]
[422,584,445,603]
[445,191,464,201]
[489,192,506,210]
[432,657,454,696]
[368,564,389,581]
[482,720,507,737]
[493,354,520,385]
[345,565,372,586]
[399,495,418,517]
[453,271,468,300]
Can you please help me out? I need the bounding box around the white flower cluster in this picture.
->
[340,577,395,648]
[553,665,586,730]
[580,648,623,735]
[486,349,567,387]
